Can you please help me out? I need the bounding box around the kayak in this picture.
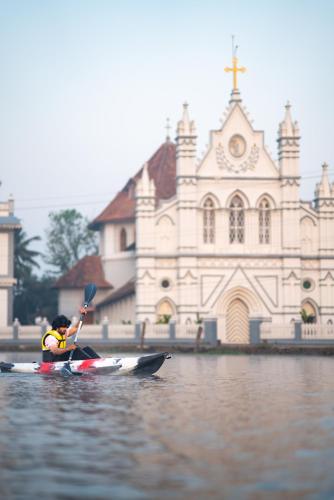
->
[0,352,171,376]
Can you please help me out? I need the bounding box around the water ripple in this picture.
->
[0,353,334,499]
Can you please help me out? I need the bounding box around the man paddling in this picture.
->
[41,309,100,362]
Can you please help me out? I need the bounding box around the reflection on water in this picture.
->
[0,353,334,499]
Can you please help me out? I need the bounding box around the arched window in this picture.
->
[120,228,127,251]
[301,301,317,324]
[203,198,215,244]
[229,195,244,243]
[259,198,271,244]
[157,299,174,323]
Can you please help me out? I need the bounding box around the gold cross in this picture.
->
[224,56,246,90]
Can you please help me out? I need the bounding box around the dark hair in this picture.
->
[52,315,71,330]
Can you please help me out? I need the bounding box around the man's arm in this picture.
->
[66,307,88,338]
[49,344,77,355]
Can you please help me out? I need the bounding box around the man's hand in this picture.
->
[79,306,87,315]
[67,344,77,352]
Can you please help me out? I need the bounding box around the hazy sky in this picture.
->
[0,0,333,262]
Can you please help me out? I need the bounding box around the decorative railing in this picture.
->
[176,324,200,338]
[144,324,169,338]
[260,322,295,339]
[2,320,334,345]
[109,324,135,337]
[302,324,334,339]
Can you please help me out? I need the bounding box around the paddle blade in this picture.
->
[84,283,97,307]
[60,362,73,377]
[60,362,82,377]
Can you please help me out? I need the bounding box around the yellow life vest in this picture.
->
[41,329,67,351]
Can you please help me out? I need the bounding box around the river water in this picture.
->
[0,352,334,499]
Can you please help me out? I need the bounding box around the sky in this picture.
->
[0,0,333,267]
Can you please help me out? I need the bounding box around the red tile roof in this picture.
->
[96,278,135,307]
[53,255,112,289]
[90,140,176,229]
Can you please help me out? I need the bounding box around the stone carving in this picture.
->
[229,134,246,157]
[216,143,259,174]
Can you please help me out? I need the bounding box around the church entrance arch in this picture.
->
[216,286,264,343]
[226,298,249,343]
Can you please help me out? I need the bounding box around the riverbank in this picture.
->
[1,341,334,356]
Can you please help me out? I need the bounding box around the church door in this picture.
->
[226,298,249,343]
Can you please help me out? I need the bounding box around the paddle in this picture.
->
[61,283,97,377]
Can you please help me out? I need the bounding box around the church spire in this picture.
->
[176,102,196,136]
[278,101,299,137]
[176,102,197,176]
[315,162,332,200]
[136,163,155,197]
[277,101,300,177]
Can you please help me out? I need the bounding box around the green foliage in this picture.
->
[156,314,171,324]
[13,229,58,324]
[195,313,203,324]
[14,272,58,325]
[300,308,316,324]
[44,209,98,275]
[14,229,41,287]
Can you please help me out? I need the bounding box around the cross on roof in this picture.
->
[165,117,171,141]
[224,36,246,90]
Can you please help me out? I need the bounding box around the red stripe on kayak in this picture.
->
[76,358,99,371]
[38,362,55,374]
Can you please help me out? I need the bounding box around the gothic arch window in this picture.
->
[120,227,127,251]
[259,198,271,244]
[301,301,317,324]
[203,197,215,244]
[156,299,174,323]
[229,195,244,243]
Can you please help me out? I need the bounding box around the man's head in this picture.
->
[52,315,71,333]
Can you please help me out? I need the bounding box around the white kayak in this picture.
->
[0,352,171,376]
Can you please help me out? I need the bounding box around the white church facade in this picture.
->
[0,193,20,326]
[58,60,334,343]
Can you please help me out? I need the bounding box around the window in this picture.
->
[203,198,215,244]
[229,195,244,243]
[120,228,127,251]
[259,198,271,244]
[301,301,317,324]
[157,299,174,323]
[302,279,314,291]
[161,279,171,289]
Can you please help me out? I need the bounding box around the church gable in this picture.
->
[197,102,279,179]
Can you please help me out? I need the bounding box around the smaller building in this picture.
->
[94,278,135,324]
[0,193,21,326]
[53,255,112,322]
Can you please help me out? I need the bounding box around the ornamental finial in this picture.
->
[224,36,246,90]
[165,117,171,142]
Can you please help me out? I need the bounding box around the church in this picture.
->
[56,54,334,343]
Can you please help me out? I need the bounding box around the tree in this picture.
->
[13,229,57,324]
[44,209,98,275]
[13,272,58,325]
[14,229,41,287]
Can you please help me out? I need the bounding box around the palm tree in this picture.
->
[14,229,41,285]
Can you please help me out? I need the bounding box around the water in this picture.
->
[0,353,334,499]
